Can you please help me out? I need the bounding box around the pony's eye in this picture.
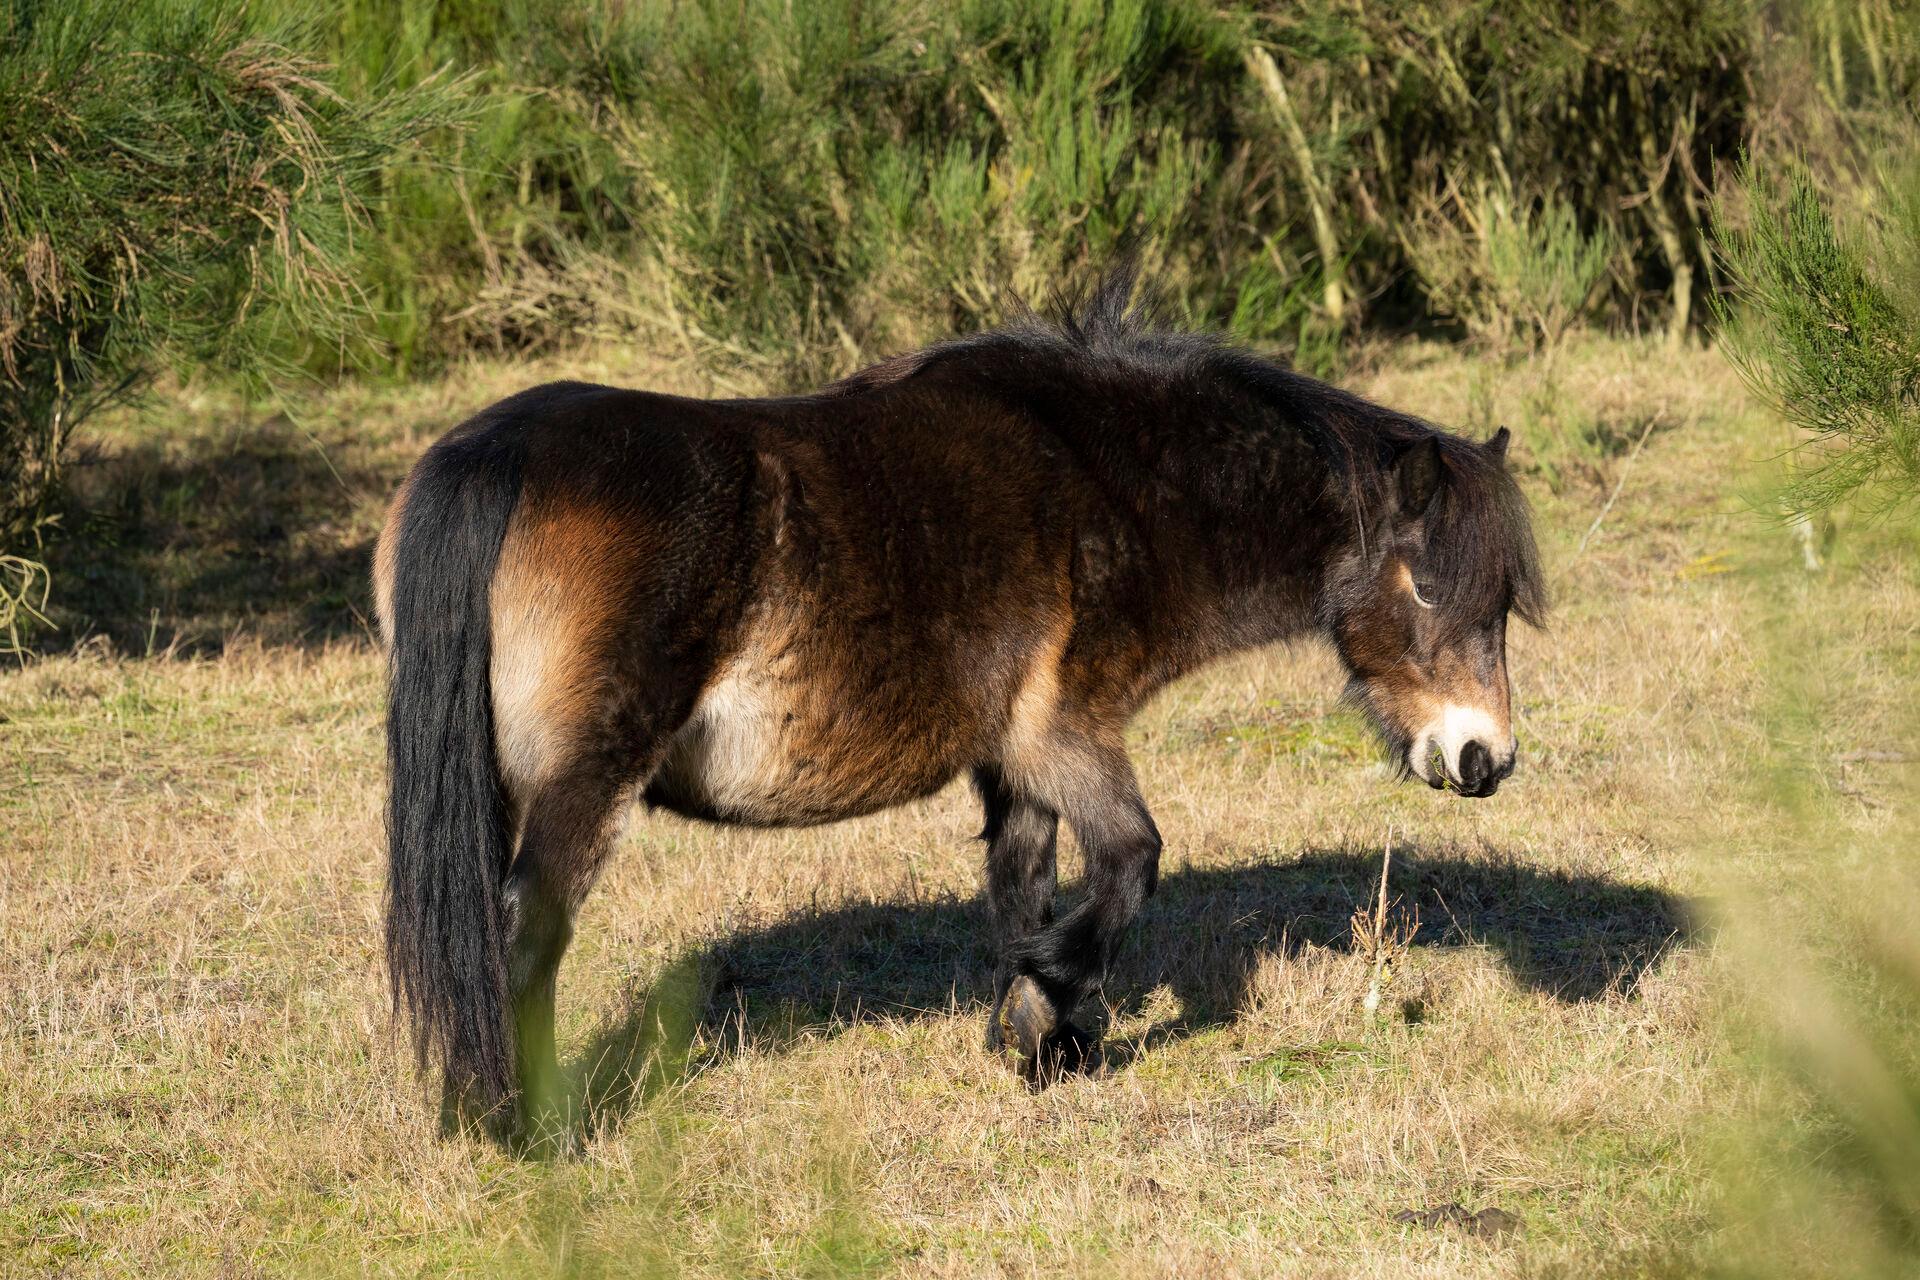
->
[1411,578,1437,609]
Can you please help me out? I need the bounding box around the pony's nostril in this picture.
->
[1457,739,1493,792]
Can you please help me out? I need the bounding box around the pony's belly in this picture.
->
[646,666,960,827]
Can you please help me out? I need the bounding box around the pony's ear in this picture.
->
[1485,426,1511,467]
[1395,436,1444,516]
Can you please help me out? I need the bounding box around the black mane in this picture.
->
[844,266,1547,631]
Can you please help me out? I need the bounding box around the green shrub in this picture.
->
[1405,187,1616,356]
[322,0,650,371]
[297,0,1766,379]
[1714,153,1920,516]
[608,0,1749,372]
[1246,0,1749,348]
[616,0,1270,378]
[0,0,457,630]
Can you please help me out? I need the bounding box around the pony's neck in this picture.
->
[1043,354,1369,674]
[1161,430,1359,662]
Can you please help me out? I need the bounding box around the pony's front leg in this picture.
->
[975,766,1060,1056]
[993,744,1162,1084]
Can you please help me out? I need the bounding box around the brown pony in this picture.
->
[374,275,1544,1146]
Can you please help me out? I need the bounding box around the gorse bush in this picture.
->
[1715,152,1920,517]
[13,0,1919,390]
[1252,0,1750,346]
[1405,189,1617,357]
[320,0,1266,378]
[306,0,1834,378]
[621,0,1256,372]
[0,0,454,619]
[323,0,651,371]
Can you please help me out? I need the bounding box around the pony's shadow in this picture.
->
[570,842,1697,1131]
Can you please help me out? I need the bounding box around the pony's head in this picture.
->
[1325,427,1545,797]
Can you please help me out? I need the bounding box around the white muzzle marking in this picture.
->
[1408,703,1512,785]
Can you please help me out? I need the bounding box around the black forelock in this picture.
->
[1420,433,1548,632]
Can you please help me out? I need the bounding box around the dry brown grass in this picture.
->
[3,337,1915,1276]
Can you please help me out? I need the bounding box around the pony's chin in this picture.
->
[1377,739,1432,788]
[1397,739,1448,790]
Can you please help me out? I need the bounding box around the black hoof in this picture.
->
[994,976,1098,1086]
[994,974,1054,1052]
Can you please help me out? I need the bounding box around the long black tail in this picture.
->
[382,408,532,1123]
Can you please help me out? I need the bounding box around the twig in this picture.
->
[1833,779,1887,809]
[1244,44,1348,324]
[1363,833,1393,1018]
[0,553,53,656]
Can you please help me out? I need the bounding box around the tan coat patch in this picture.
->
[489,501,642,805]
[371,472,415,650]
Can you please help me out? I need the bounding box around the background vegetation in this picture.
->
[307,0,1914,373]
[6,0,1919,584]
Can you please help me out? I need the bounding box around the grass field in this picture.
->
[4,337,1916,1276]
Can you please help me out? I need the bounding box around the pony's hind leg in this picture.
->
[491,657,684,1151]
[500,752,660,1154]
[482,486,715,1151]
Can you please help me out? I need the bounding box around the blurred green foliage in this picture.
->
[1715,155,1920,518]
